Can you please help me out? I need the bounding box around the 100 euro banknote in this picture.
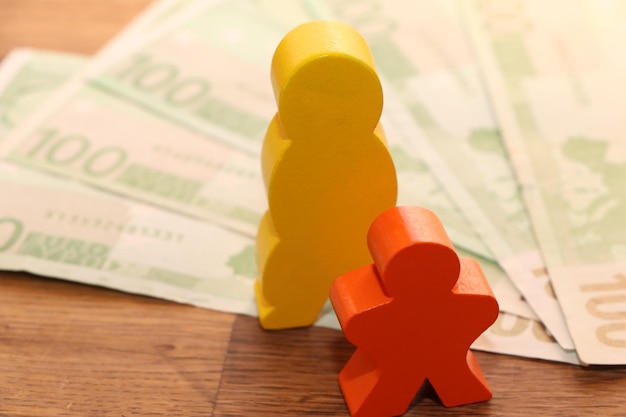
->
[464,0,626,364]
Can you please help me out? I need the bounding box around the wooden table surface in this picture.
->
[1,1,626,416]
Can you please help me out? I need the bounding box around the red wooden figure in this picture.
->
[330,206,499,417]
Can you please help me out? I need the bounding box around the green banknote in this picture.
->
[464,0,626,365]
[0,48,578,363]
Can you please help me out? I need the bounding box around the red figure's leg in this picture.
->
[339,349,424,417]
[427,350,492,407]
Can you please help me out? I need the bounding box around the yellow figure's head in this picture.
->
[270,20,383,140]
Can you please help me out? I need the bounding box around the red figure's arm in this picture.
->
[330,264,392,344]
[451,257,500,335]
[454,258,498,299]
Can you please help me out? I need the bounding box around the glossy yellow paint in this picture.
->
[255,20,398,329]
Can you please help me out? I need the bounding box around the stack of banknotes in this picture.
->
[1,0,623,366]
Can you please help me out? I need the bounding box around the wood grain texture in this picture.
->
[0,272,235,417]
[1,1,626,416]
[0,0,153,58]
[3,271,626,417]
[214,314,352,416]
[216,315,626,417]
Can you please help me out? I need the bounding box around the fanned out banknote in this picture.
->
[463,0,626,365]
[0,0,591,364]
[83,0,580,349]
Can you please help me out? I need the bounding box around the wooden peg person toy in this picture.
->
[330,206,499,417]
[255,20,398,330]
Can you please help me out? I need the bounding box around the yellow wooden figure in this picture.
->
[255,20,397,330]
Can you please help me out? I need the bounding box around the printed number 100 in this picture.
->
[582,274,626,348]
[20,129,127,178]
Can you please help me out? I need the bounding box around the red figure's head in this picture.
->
[367,206,461,296]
